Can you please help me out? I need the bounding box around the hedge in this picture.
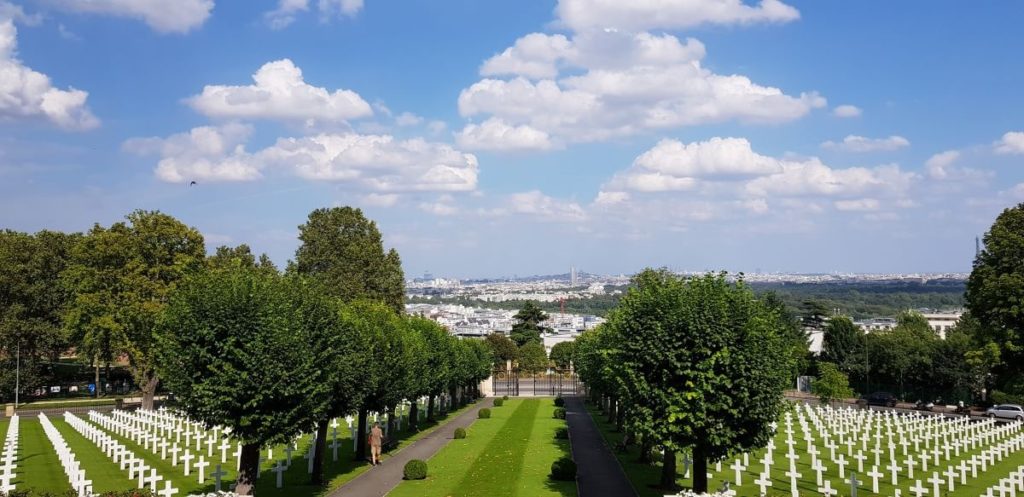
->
[550,456,577,481]
[553,407,566,419]
[404,459,428,480]
[454,427,467,439]
[479,408,492,419]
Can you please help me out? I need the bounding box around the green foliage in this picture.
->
[821,316,864,376]
[549,341,575,369]
[517,342,548,374]
[967,203,1024,396]
[549,457,577,481]
[1,491,154,497]
[403,459,428,480]
[454,427,467,439]
[478,408,491,419]
[207,244,277,274]
[0,229,78,402]
[294,206,405,313]
[552,407,566,419]
[555,426,569,439]
[408,317,454,399]
[510,301,549,346]
[63,210,206,405]
[493,398,504,407]
[553,396,565,407]
[762,291,813,376]
[484,333,517,364]
[813,362,855,403]
[502,395,509,400]
[155,267,328,447]
[603,269,795,492]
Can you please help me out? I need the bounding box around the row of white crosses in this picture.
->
[37,413,92,497]
[978,465,1024,497]
[63,412,180,497]
[87,410,229,491]
[715,403,1024,497]
[1,415,19,494]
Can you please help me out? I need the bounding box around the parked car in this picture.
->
[986,404,1024,421]
[863,392,898,407]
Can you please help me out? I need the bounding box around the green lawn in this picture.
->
[7,400,478,496]
[587,402,1024,497]
[389,398,577,497]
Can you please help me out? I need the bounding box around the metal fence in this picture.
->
[492,368,581,397]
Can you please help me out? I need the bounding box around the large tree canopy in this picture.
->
[604,269,794,492]
[294,207,405,313]
[821,316,864,376]
[510,301,549,346]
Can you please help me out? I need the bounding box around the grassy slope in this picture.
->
[11,418,73,494]
[9,401,476,496]
[588,402,1024,497]
[389,398,576,497]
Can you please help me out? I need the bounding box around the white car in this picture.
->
[986,404,1024,421]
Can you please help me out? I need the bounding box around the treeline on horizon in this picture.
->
[408,279,966,320]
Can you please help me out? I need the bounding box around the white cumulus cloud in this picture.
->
[745,161,915,198]
[186,59,372,124]
[54,0,213,34]
[264,0,363,29]
[123,123,258,183]
[834,198,880,212]
[455,118,554,151]
[995,131,1024,155]
[508,190,587,222]
[832,105,862,118]
[555,0,799,31]
[0,20,98,130]
[821,135,910,153]
[924,150,960,180]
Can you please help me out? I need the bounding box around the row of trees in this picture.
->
[573,270,801,493]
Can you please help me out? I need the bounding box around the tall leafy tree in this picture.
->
[64,211,205,408]
[510,301,549,346]
[762,291,812,376]
[821,316,864,376]
[967,202,1024,393]
[813,362,855,404]
[156,266,331,495]
[294,207,405,313]
[549,341,575,369]
[0,230,78,402]
[517,342,549,374]
[408,317,453,424]
[208,244,278,274]
[605,270,793,492]
[484,332,517,366]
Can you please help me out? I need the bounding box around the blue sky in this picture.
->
[1,0,1023,278]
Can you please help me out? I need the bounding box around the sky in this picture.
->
[1,0,1023,278]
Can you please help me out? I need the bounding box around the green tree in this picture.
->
[549,341,575,369]
[605,270,794,492]
[813,362,854,404]
[510,301,549,346]
[407,317,453,423]
[763,291,812,376]
[63,211,205,408]
[484,332,517,366]
[0,230,78,402]
[800,300,831,330]
[208,244,278,274]
[155,266,330,495]
[517,341,549,375]
[821,316,864,376]
[294,207,405,313]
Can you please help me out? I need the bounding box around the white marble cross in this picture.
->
[196,456,211,483]
[818,478,838,497]
[272,459,287,488]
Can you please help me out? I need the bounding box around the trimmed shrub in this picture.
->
[502,395,509,400]
[479,408,492,419]
[554,396,565,407]
[403,459,428,480]
[550,457,577,481]
[493,398,504,407]
[553,407,566,419]
[555,426,569,439]
[454,427,467,439]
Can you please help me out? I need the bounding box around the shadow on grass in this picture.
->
[543,435,578,497]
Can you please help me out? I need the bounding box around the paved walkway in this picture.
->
[330,400,490,497]
[564,396,637,497]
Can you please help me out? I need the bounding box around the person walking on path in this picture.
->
[369,421,384,466]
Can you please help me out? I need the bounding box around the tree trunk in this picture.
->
[93,356,100,399]
[235,442,260,495]
[355,407,368,462]
[449,387,457,411]
[615,403,625,431]
[389,406,398,437]
[410,401,419,430]
[104,362,111,396]
[141,375,159,410]
[310,420,328,485]
[638,435,652,463]
[692,445,708,493]
[428,395,436,422]
[661,449,678,491]
[607,397,616,424]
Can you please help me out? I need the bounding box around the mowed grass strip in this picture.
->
[516,401,576,497]
[455,399,539,496]
[50,418,137,493]
[11,418,73,494]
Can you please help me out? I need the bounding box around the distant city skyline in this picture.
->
[1,1,1021,278]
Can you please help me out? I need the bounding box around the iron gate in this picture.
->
[492,368,581,397]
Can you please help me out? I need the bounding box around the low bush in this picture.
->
[403,459,428,480]
[479,408,492,419]
[554,396,565,407]
[555,426,569,439]
[553,407,566,419]
[493,398,504,407]
[550,457,577,481]
[502,395,509,400]
[454,427,467,439]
